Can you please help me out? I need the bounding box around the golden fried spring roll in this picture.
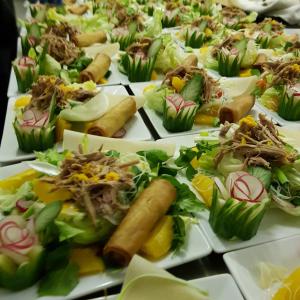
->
[80,53,111,83]
[67,4,89,15]
[104,179,176,266]
[219,94,255,124]
[182,54,198,67]
[73,31,107,47]
[86,97,136,137]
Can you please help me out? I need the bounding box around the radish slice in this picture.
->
[226,171,267,203]
[16,200,34,212]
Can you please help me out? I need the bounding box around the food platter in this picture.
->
[0,158,211,300]
[96,274,244,300]
[1,0,300,299]
[224,235,300,300]
[157,132,300,253]
[0,85,152,163]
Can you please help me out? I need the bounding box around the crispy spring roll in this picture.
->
[182,54,198,67]
[104,179,176,266]
[67,4,89,15]
[73,31,107,47]
[86,97,136,137]
[80,53,111,83]
[219,94,255,124]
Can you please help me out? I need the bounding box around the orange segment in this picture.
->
[192,174,214,207]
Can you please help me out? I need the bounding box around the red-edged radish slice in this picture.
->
[16,200,34,212]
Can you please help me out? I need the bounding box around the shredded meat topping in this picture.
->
[221,6,246,19]
[46,22,78,39]
[215,114,298,169]
[41,33,80,65]
[44,150,138,225]
[126,37,152,59]
[163,65,219,103]
[261,60,300,86]
[27,76,95,111]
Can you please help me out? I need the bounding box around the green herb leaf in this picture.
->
[171,216,186,253]
[44,242,71,272]
[137,149,170,169]
[162,175,205,216]
[38,263,79,296]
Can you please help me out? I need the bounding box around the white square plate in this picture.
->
[0,85,152,163]
[130,82,262,138]
[0,162,212,300]
[157,133,300,253]
[224,236,300,300]
[95,273,244,300]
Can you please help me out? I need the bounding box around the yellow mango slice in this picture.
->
[70,247,105,276]
[239,69,252,77]
[0,169,40,192]
[32,179,72,203]
[171,76,185,92]
[194,114,218,126]
[151,70,158,80]
[140,216,173,260]
[98,77,108,84]
[272,267,300,300]
[192,174,214,207]
[56,117,72,142]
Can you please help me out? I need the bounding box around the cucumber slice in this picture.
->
[198,20,208,32]
[180,74,204,104]
[147,38,162,58]
[36,201,63,233]
[0,245,44,290]
[209,189,270,240]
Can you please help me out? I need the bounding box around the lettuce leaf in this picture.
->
[155,34,185,73]
[144,9,163,38]
[259,87,280,111]
[217,153,244,177]
[144,86,172,114]
[35,148,69,166]
[241,40,258,69]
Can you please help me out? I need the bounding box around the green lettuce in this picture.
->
[259,87,280,111]
[217,153,244,177]
[155,34,185,73]
[144,86,172,114]
[241,40,258,69]
[143,9,163,38]
[0,182,35,213]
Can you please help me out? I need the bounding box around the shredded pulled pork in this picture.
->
[126,37,152,59]
[46,22,78,39]
[41,33,80,65]
[163,65,219,103]
[257,18,284,32]
[211,32,244,58]
[215,114,298,169]
[45,150,138,225]
[28,76,95,111]
[191,16,218,31]
[29,76,65,111]
[261,60,300,86]
[221,6,246,19]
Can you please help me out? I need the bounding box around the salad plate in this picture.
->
[0,85,152,163]
[224,235,300,300]
[96,273,244,300]
[129,80,261,138]
[0,140,212,300]
[157,125,300,253]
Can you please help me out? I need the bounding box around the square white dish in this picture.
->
[0,161,212,300]
[256,102,300,127]
[95,273,244,300]
[224,235,300,300]
[7,64,122,98]
[157,133,300,253]
[0,85,152,163]
[129,81,262,138]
